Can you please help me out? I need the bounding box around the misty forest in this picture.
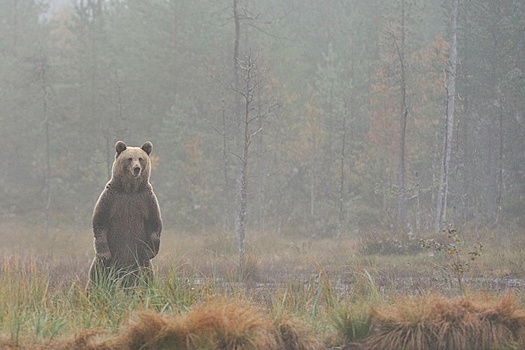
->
[2,0,524,235]
[1,0,525,349]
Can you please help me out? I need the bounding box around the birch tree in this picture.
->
[436,0,459,232]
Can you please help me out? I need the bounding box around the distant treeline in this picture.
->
[1,0,524,234]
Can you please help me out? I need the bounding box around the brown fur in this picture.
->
[88,141,162,289]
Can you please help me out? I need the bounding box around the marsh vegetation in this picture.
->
[2,221,525,349]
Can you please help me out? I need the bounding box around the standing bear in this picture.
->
[88,141,162,289]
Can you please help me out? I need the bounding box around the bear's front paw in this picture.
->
[146,232,160,259]
[98,250,112,261]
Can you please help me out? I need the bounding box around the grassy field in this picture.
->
[1,220,525,349]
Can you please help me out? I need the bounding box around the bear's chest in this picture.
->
[108,192,149,231]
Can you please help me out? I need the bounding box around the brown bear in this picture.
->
[87,141,162,290]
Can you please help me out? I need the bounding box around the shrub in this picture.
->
[420,227,483,295]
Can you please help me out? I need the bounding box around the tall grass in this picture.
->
[0,257,326,349]
[1,256,52,345]
[0,256,213,347]
[3,223,525,348]
[328,270,381,346]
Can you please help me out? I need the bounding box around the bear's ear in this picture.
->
[141,141,153,155]
[115,141,127,157]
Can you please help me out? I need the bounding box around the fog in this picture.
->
[1,0,524,236]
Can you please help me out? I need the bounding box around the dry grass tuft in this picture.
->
[103,310,186,349]
[363,293,525,350]
[273,315,323,350]
[182,299,280,349]
[56,299,323,350]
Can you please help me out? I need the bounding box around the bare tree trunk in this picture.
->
[413,171,421,232]
[486,108,504,225]
[34,52,51,232]
[460,0,471,226]
[496,109,504,224]
[221,107,231,232]
[436,0,459,232]
[232,52,277,278]
[235,111,249,278]
[310,174,316,217]
[391,0,408,232]
[337,116,346,238]
[398,97,408,233]
[232,0,245,278]
[42,55,51,233]
[234,53,258,279]
[233,0,240,85]
[256,104,265,234]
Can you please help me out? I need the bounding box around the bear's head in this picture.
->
[111,141,153,191]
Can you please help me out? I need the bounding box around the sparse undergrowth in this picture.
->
[420,227,483,295]
[2,222,525,348]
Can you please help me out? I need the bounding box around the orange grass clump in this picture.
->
[273,315,323,350]
[80,299,322,350]
[362,293,525,350]
[181,299,280,349]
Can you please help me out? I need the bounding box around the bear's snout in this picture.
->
[133,166,141,176]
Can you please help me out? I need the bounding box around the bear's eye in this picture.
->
[128,157,133,162]
[139,157,143,161]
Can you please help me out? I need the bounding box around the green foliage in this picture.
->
[331,306,372,344]
[329,270,379,346]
